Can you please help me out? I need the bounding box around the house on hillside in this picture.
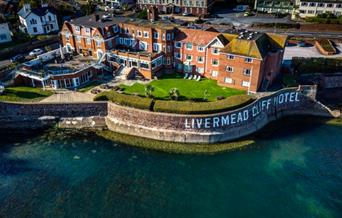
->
[0,23,12,44]
[18,3,59,35]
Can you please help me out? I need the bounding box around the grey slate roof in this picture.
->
[18,6,56,18]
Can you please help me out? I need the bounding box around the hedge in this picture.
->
[292,57,342,75]
[94,91,153,110]
[153,95,254,114]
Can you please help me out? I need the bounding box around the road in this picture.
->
[0,42,59,68]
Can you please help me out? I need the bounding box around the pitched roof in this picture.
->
[221,32,287,59]
[18,6,56,18]
[175,28,220,45]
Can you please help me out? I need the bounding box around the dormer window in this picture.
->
[245,58,253,63]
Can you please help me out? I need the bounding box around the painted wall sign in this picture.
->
[184,91,301,129]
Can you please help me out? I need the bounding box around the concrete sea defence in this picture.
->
[0,85,339,143]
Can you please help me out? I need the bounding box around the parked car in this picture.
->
[29,48,44,56]
[182,12,192,16]
[233,5,249,12]
[10,54,25,63]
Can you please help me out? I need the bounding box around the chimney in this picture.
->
[23,4,31,14]
[95,14,100,21]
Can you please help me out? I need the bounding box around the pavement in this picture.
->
[40,91,94,103]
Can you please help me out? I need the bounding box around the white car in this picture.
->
[29,48,44,56]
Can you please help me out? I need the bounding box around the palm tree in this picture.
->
[169,88,180,101]
[145,85,154,98]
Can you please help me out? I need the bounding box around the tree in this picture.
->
[169,88,180,101]
[137,9,147,20]
[145,85,154,98]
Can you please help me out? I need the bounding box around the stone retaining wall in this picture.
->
[106,86,337,143]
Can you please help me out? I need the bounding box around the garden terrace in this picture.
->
[0,86,53,102]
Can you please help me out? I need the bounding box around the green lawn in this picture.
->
[0,86,53,102]
[120,75,245,101]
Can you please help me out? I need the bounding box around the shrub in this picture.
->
[153,95,254,114]
[94,91,153,110]
[292,57,342,75]
[137,9,148,19]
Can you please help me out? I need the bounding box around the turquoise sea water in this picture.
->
[0,123,341,218]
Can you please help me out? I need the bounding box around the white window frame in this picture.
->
[185,42,193,50]
[224,77,233,84]
[242,81,250,87]
[243,68,251,76]
[226,66,233,72]
[154,32,159,39]
[143,31,149,38]
[197,56,204,63]
[212,59,219,66]
[211,70,218,77]
[197,46,205,52]
[245,58,253,63]
[175,42,182,48]
[186,54,192,61]
[212,47,219,55]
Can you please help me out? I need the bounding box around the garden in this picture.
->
[95,74,254,114]
[0,86,53,102]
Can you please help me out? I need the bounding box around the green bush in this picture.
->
[137,9,148,19]
[94,91,153,110]
[153,95,254,114]
[292,57,342,75]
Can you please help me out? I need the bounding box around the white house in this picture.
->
[18,3,59,35]
[0,23,12,44]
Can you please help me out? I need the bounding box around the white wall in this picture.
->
[0,23,12,44]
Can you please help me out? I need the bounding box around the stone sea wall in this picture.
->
[0,86,338,143]
[106,86,337,143]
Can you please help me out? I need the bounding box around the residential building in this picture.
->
[0,23,12,44]
[102,0,135,8]
[60,13,287,92]
[18,3,59,35]
[297,0,342,17]
[136,0,216,16]
[254,0,295,14]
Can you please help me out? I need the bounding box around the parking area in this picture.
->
[284,43,342,61]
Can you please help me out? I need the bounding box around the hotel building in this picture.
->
[60,13,287,93]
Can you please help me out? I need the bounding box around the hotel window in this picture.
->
[113,25,119,33]
[224,77,233,84]
[167,33,171,40]
[76,36,81,42]
[138,30,142,37]
[75,26,80,32]
[301,2,307,6]
[243,69,251,76]
[125,28,129,34]
[175,42,182,48]
[186,42,193,50]
[153,43,160,52]
[245,58,253,63]
[212,47,219,54]
[197,46,204,52]
[337,4,342,8]
[167,58,171,65]
[65,32,70,41]
[242,81,250,87]
[186,55,192,61]
[96,41,101,47]
[85,28,90,33]
[162,33,165,40]
[175,52,181,59]
[86,38,91,45]
[225,66,233,72]
[318,3,324,7]
[227,54,235,59]
[154,32,159,39]
[197,56,204,63]
[143,31,149,38]
[211,70,218,77]
[308,10,315,14]
[212,59,219,66]
[167,45,171,52]
[309,2,316,7]
[327,3,333,7]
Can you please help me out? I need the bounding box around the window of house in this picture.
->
[167,57,171,65]
[186,54,192,61]
[301,2,307,6]
[336,4,342,8]
[327,3,333,7]
[242,81,250,87]
[137,30,142,37]
[212,47,219,54]
[76,36,81,42]
[307,10,315,14]
[186,42,193,50]
[153,43,160,52]
[175,52,181,59]
[197,56,204,63]
[143,31,149,38]
[154,32,159,39]
[227,54,235,59]
[318,3,324,7]
[166,33,171,40]
[114,26,119,33]
[125,28,129,34]
[226,66,233,72]
[65,31,70,41]
[175,42,182,48]
[96,41,101,47]
[212,59,219,66]
[309,2,316,7]
[245,58,253,63]
[197,67,204,74]
[86,38,91,45]
[224,77,233,84]
[197,46,204,52]
[211,70,218,77]
[243,69,251,76]
[75,26,80,32]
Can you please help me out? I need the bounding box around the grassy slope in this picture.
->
[120,78,245,101]
[0,87,53,102]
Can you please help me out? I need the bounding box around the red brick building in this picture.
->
[60,13,287,92]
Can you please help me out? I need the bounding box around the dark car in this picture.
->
[10,54,25,63]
